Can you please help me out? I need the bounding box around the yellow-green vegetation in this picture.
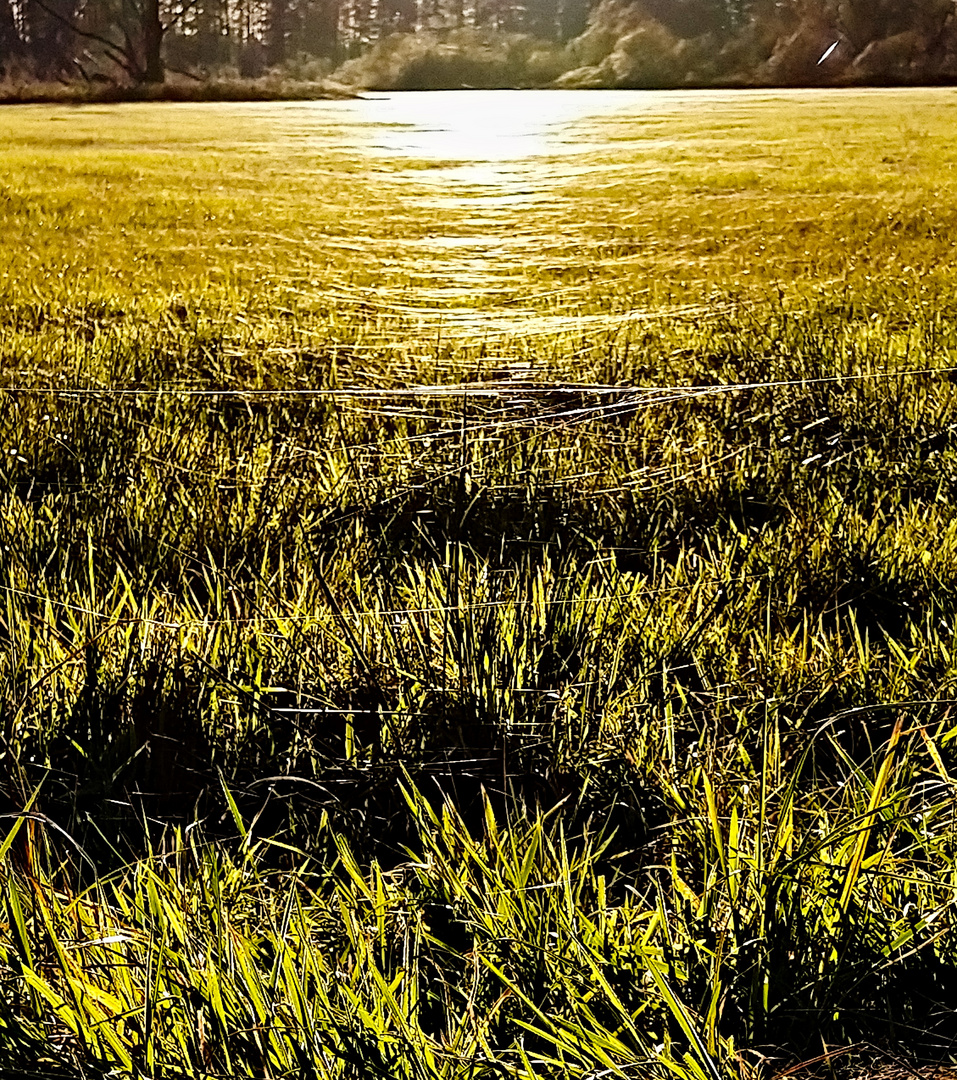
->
[0,78,355,106]
[2,88,957,1077]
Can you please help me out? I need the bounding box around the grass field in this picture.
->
[3,88,957,1078]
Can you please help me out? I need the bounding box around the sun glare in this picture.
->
[349,89,630,165]
[337,88,637,193]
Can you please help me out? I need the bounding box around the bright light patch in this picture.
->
[346,89,640,167]
[818,40,840,65]
[341,89,640,191]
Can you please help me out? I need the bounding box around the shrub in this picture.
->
[332,27,566,89]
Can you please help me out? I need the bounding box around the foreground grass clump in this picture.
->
[2,90,957,1077]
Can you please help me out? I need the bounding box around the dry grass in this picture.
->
[0,75,356,105]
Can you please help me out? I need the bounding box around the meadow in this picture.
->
[2,88,957,1078]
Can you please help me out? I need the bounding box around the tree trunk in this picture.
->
[141,0,164,82]
[267,0,286,67]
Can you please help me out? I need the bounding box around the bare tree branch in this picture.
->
[30,0,141,77]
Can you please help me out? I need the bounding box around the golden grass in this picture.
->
[2,88,957,1079]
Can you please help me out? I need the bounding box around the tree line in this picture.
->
[1,0,589,83]
[0,0,954,93]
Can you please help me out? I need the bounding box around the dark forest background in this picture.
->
[1,0,956,109]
